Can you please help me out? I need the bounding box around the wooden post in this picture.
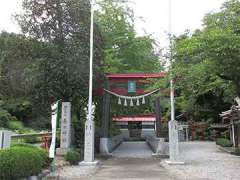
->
[155,97,162,137]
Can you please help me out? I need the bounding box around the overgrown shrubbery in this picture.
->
[8,120,24,130]
[64,149,81,165]
[3,99,32,123]
[0,109,11,128]
[216,138,233,147]
[0,144,50,179]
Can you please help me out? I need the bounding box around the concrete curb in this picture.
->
[160,160,187,179]
[217,145,234,154]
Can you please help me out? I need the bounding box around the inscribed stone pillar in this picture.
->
[84,120,95,162]
[56,102,71,155]
[168,120,180,162]
[80,105,98,165]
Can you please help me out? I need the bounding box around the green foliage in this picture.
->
[0,145,49,179]
[12,143,51,167]
[3,99,32,123]
[109,122,121,137]
[0,109,11,128]
[64,149,81,165]
[0,32,44,99]
[8,120,24,130]
[96,0,162,73]
[13,0,104,130]
[24,136,41,144]
[170,0,240,122]
[216,138,233,147]
[71,107,86,150]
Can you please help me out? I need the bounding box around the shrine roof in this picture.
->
[107,73,167,79]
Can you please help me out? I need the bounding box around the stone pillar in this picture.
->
[80,106,98,165]
[0,131,12,149]
[56,102,71,155]
[84,120,95,162]
[166,120,184,164]
[169,120,179,161]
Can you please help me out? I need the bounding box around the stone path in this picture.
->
[56,157,178,180]
[112,141,153,158]
[56,141,178,180]
[161,141,240,180]
[89,157,178,180]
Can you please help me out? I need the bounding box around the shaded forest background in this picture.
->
[0,0,240,146]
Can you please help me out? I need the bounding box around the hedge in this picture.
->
[64,149,80,165]
[216,138,233,147]
[0,144,50,179]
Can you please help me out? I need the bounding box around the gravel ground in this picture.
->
[161,141,240,180]
[55,141,240,180]
[56,165,99,180]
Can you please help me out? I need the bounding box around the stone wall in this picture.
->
[100,134,124,154]
[146,136,169,156]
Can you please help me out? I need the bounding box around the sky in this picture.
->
[131,0,226,47]
[0,0,226,48]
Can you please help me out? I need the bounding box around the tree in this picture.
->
[14,0,104,130]
[96,0,162,73]
[171,0,240,122]
[0,31,43,99]
[16,0,104,102]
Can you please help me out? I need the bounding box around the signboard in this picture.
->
[128,81,136,93]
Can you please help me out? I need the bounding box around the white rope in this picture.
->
[103,88,160,99]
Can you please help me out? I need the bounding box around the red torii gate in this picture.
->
[101,73,167,138]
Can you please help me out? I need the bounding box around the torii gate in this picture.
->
[100,73,167,141]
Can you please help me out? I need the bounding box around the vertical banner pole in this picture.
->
[81,0,98,165]
[166,0,184,164]
[49,100,60,173]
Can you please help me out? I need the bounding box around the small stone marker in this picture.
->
[0,131,12,149]
[56,102,71,155]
